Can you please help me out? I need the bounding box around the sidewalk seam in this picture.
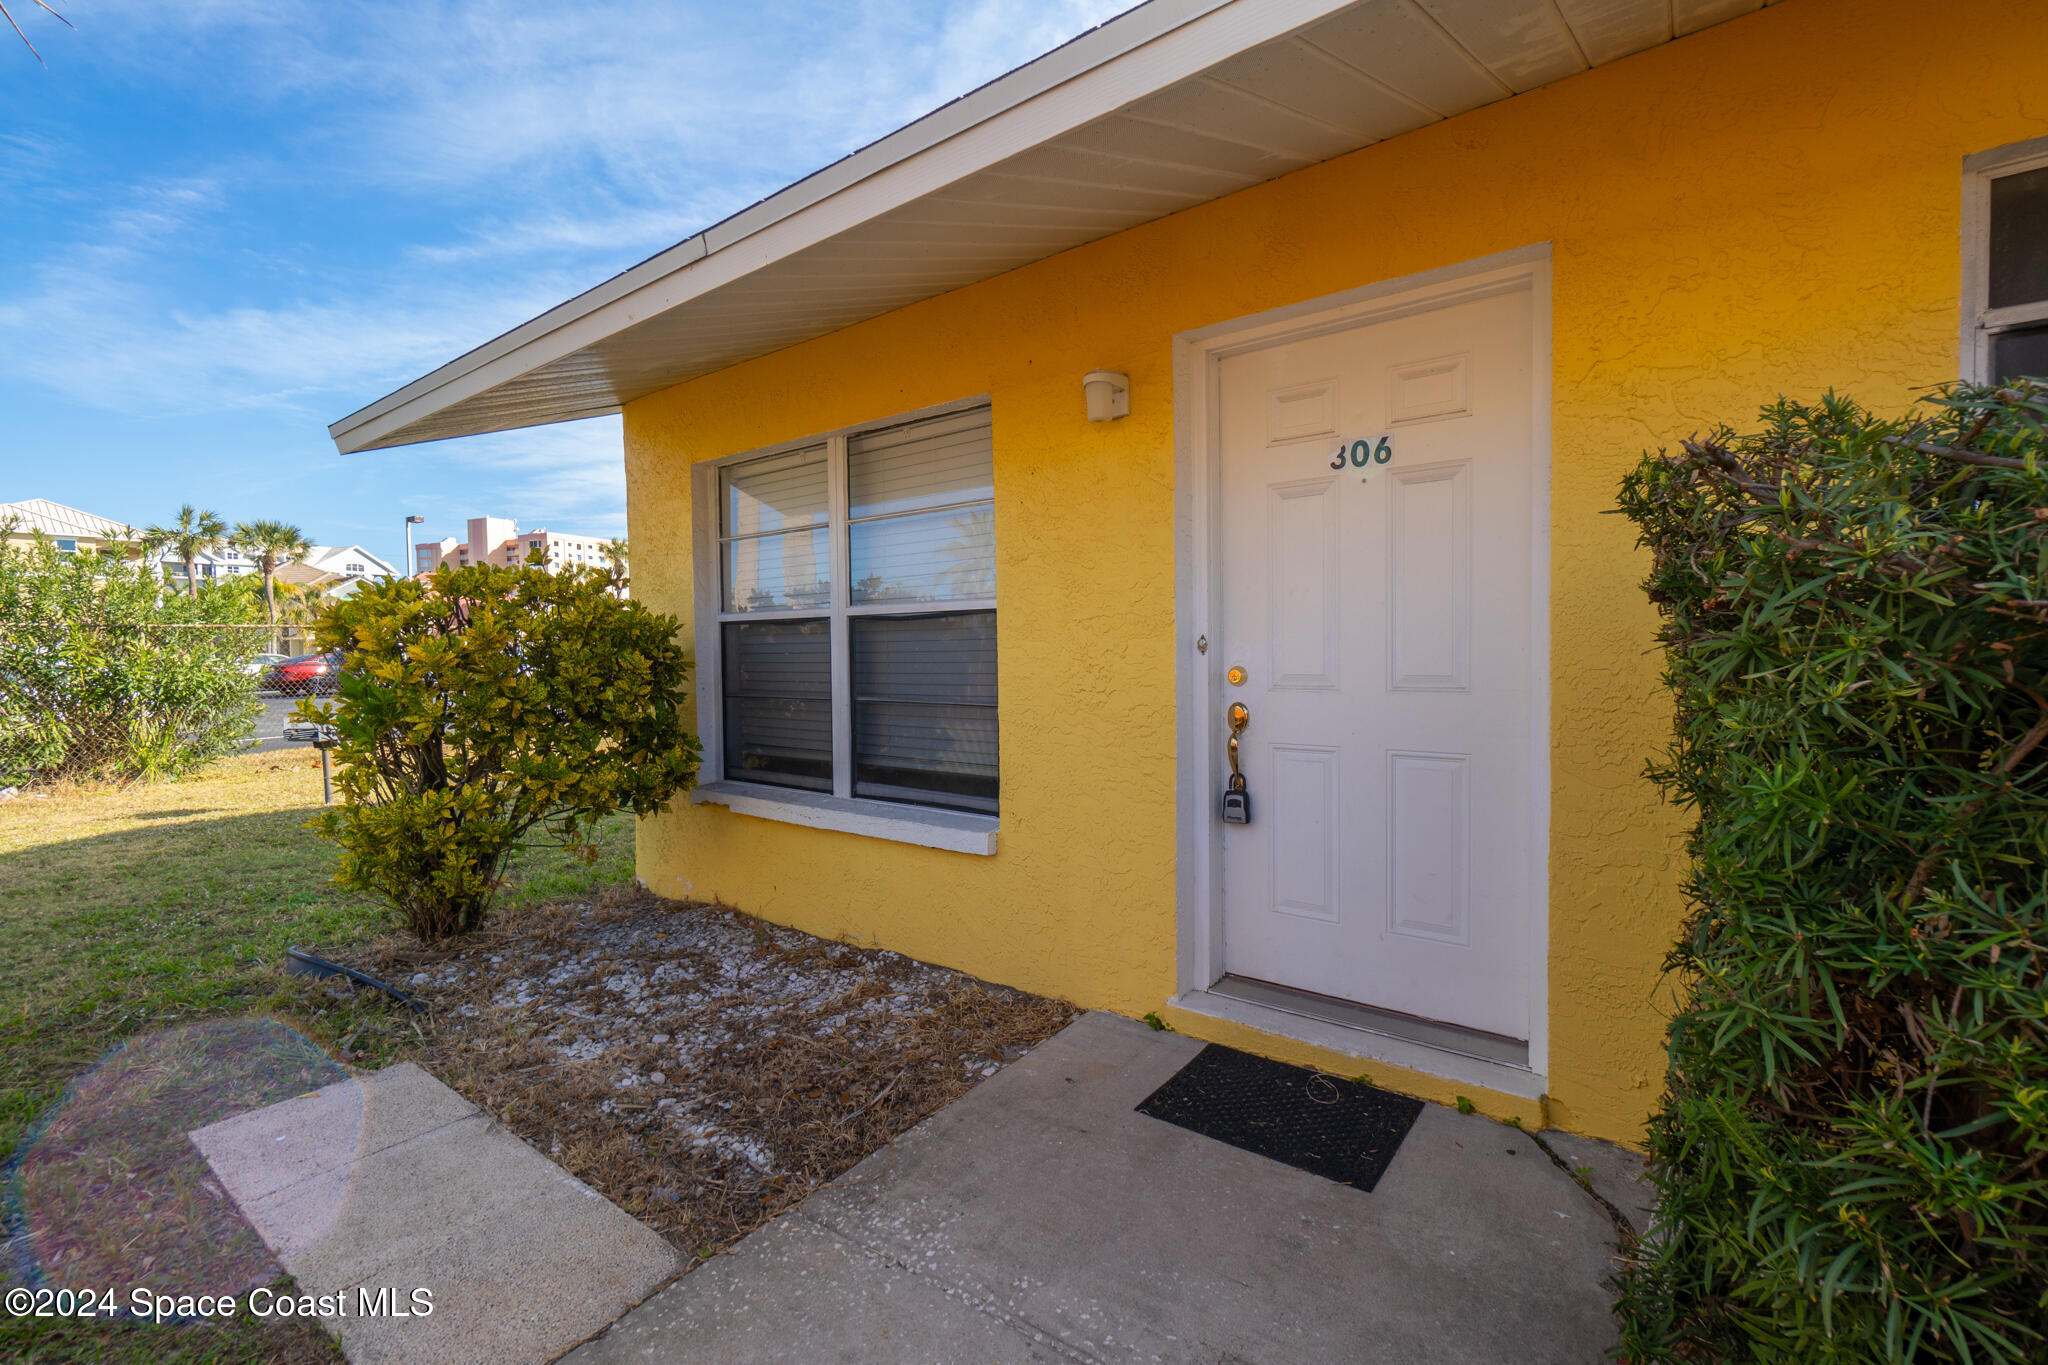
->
[1522,1129,1640,1253]
[788,1209,1106,1364]
[225,1109,487,1209]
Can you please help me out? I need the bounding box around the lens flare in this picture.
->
[3,1018,347,1309]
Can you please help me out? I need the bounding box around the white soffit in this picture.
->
[330,0,1780,453]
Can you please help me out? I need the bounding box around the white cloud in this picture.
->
[0,128,73,194]
[402,198,745,268]
[395,417,630,539]
[3,177,586,419]
[59,1,1133,211]
[3,0,1134,480]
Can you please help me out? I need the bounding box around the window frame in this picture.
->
[1962,134,2048,383]
[690,394,999,853]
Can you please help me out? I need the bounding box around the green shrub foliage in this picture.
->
[302,558,699,940]
[1613,385,2048,1362]
[0,535,262,784]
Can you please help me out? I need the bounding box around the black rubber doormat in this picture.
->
[1136,1044,1425,1192]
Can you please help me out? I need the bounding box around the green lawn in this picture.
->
[0,749,634,1361]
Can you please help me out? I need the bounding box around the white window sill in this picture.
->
[690,780,998,855]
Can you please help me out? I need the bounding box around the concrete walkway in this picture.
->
[570,1012,1645,1365]
[190,1062,679,1364]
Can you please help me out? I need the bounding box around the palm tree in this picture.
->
[2,1,70,65]
[270,577,326,655]
[141,505,228,601]
[600,538,630,595]
[937,508,995,599]
[232,519,311,648]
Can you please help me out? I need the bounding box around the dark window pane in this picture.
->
[722,618,831,791]
[1989,165,2048,309]
[851,612,997,813]
[1991,322,2048,384]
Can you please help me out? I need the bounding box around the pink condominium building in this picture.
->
[414,516,620,577]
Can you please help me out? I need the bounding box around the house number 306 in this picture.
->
[1331,436,1393,470]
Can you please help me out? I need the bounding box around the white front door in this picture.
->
[1215,285,1536,1042]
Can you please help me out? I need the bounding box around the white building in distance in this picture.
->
[0,498,395,583]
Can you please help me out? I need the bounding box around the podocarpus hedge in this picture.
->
[300,557,699,940]
[1612,385,2048,1362]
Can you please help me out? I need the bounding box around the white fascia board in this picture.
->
[329,0,1367,454]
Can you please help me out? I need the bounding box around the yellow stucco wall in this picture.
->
[624,0,2048,1144]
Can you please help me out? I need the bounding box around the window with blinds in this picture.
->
[1968,144,2048,383]
[1988,165,2048,382]
[715,404,997,814]
[721,617,832,790]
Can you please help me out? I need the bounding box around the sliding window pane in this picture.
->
[849,406,995,604]
[722,619,831,791]
[1990,165,2048,309]
[723,527,831,611]
[852,612,996,812]
[848,408,994,518]
[723,446,828,535]
[1992,322,2048,384]
[850,506,993,603]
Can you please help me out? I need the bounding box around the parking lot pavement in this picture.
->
[247,692,316,754]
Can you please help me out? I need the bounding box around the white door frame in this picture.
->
[1169,243,1554,1094]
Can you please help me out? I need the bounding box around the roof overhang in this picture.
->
[330,0,1778,454]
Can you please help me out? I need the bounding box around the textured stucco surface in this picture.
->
[624,0,2048,1144]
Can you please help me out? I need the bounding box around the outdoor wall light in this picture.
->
[1082,369,1130,422]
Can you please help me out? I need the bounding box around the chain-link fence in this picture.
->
[0,622,315,788]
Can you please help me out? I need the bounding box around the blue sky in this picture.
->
[0,0,1128,567]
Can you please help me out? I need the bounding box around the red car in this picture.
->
[260,650,344,696]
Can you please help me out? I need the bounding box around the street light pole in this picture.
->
[404,514,425,578]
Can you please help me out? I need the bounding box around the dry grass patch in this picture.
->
[341,887,1075,1259]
